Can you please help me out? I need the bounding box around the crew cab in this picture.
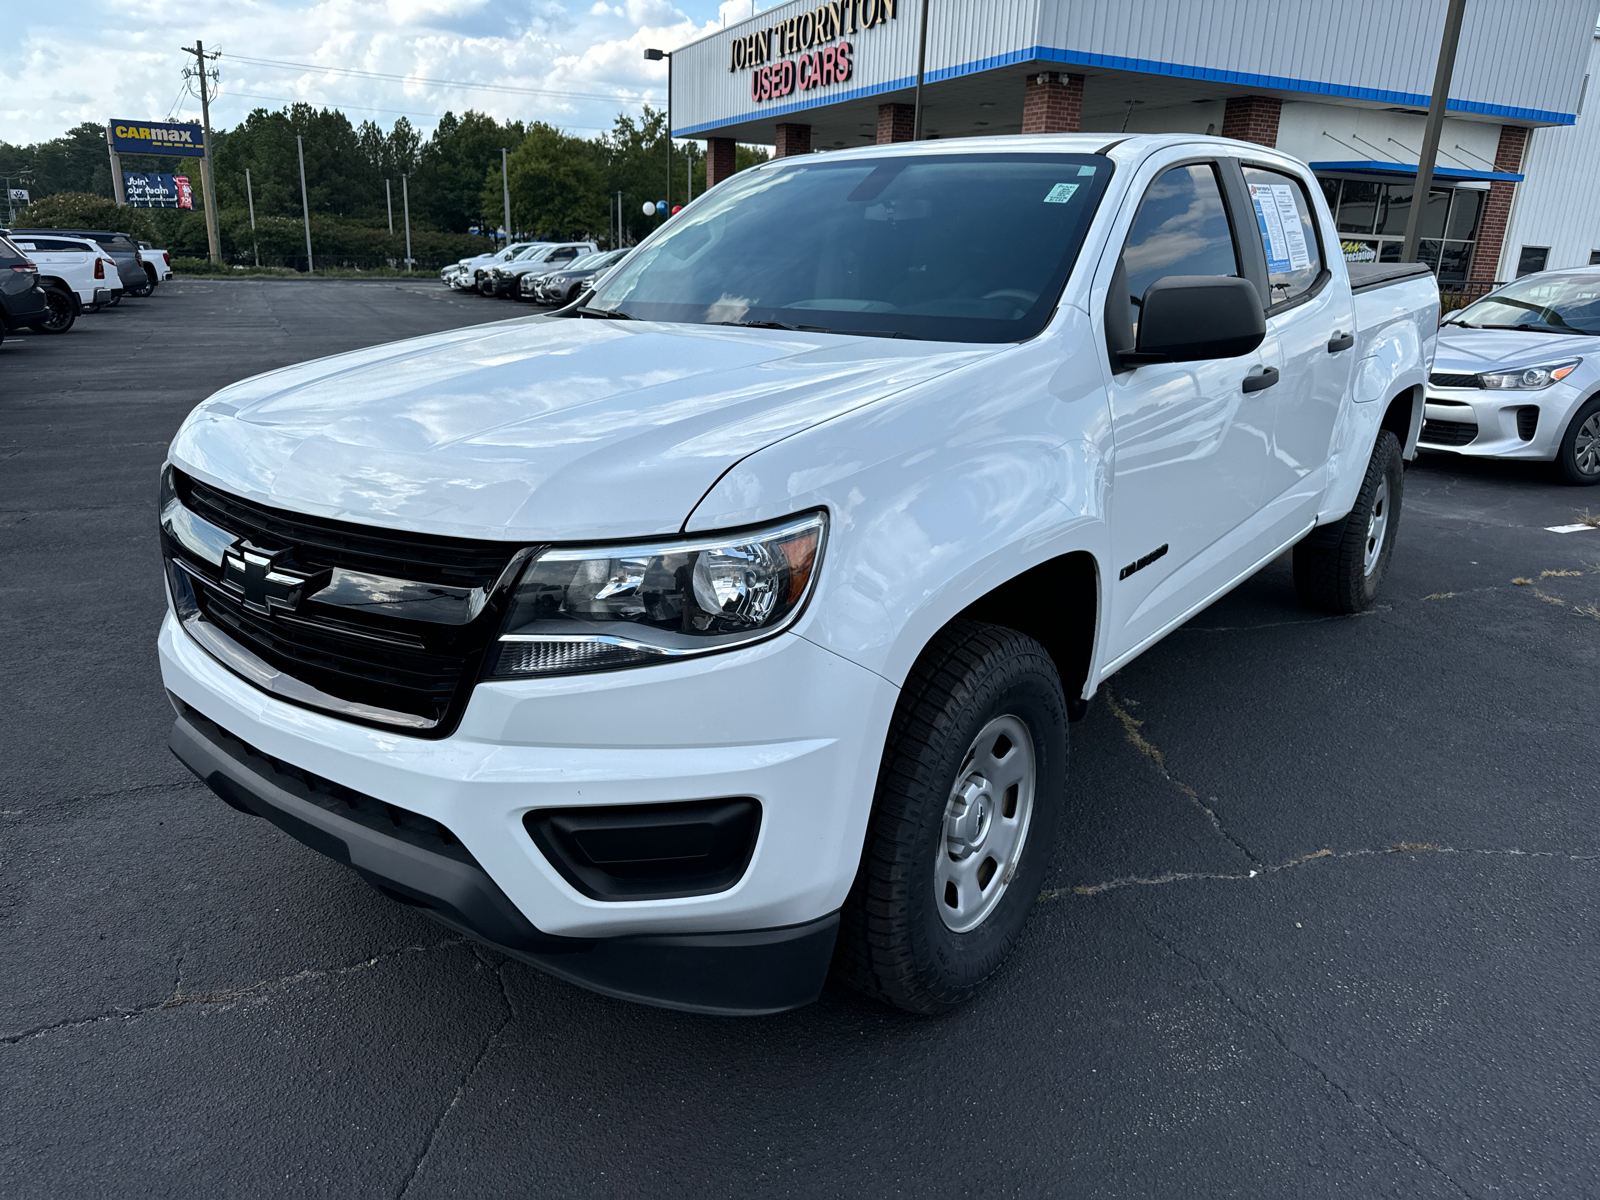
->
[158,135,1437,1017]
[482,241,598,297]
[7,233,121,329]
[10,229,151,299]
[442,242,542,291]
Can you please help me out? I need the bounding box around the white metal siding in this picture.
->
[1500,34,1600,276]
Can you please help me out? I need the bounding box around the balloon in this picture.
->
[641,200,656,216]
[656,200,669,215]
[671,205,682,215]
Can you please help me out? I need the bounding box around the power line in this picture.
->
[220,53,662,106]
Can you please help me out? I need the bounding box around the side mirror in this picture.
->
[1123,275,1265,366]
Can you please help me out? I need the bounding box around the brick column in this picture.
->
[774,123,811,158]
[877,103,916,144]
[1220,95,1282,146]
[1021,72,1084,134]
[1469,125,1528,283]
[704,137,738,188]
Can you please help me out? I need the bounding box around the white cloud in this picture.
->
[1,0,737,144]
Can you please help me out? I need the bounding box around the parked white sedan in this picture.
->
[1426,269,1600,484]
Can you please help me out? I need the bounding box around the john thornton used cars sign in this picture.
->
[730,0,900,103]
[109,121,207,158]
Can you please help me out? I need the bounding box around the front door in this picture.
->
[1101,158,1280,662]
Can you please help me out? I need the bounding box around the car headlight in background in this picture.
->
[1479,359,1580,390]
[488,511,826,678]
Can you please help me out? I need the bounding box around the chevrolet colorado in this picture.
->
[159,135,1438,1016]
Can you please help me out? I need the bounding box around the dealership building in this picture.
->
[671,0,1600,285]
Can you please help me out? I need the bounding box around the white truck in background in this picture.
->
[158,134,1437,1017]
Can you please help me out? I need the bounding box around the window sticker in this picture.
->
[1251,183,1312,273]
[1044,182,1080,204]
[1077,165,1097,176]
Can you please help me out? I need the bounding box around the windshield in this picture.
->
[1451,273,1600,335]
[585,151,1112,342]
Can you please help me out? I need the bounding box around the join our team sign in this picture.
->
[108,120,207,158]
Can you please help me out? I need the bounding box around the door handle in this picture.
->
[1242,366,1280,393]
[1327,331,1355,353]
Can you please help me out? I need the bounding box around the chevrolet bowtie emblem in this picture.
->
[221,541,329,617]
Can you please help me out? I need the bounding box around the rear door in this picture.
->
[1097,153,1282,662]
[1237,162,1355,540]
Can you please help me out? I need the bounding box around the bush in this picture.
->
[18,191,156,239]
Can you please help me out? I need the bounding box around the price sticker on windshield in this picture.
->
[1250,183,1312,273]
[1044,183,1080,204]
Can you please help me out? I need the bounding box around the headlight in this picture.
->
[487,511,826,678]
[1479,359,1580,389]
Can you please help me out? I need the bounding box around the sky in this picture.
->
[3,0,774,146]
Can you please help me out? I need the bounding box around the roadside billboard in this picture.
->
[123,172,195,208]
[108,120,206,158]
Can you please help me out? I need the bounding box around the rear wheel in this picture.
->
[1554,396,1600,486]
[142,266,159,295]
[833,620,1067,1014]
[1294,430,1402,613]
[27,285,76,334]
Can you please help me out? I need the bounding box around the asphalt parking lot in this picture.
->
[3,279,1597,1198]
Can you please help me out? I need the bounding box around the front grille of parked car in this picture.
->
[1517,406,1539,440]
[164,469,532,737]
[1429,371,1481,388]
[1421,418,1479,447]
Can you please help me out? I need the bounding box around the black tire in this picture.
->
[143,266,160,295]
[27,285,76,334]
[833,619,1068,1014]
[1554,395,1600,486]
[1294,429,1403,613]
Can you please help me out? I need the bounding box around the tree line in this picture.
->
[0,106,766,264]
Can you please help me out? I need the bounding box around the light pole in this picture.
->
[402,174,413,272]
[296,134,314,274]
[1401,0,1468,265]
[385,178,393,235]
[499,147,512,244]
[245,167,259,266]
[645,48,671,210]
[912,0,931,140]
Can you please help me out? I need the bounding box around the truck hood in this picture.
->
[169,316,992,542]
[1434,327,1600,372]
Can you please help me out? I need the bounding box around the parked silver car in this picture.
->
[1426,269,1600,484]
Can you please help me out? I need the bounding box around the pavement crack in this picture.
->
[1,938,467,1046]
[1043,843,1599,899]
[1134,916,1474,1197]
[1104,689,1262,865]
[398,950,513,1198]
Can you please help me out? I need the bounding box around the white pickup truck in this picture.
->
[158,134,1437,1016]
[7,233,121,330]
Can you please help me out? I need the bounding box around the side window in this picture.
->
[553,247,578,261]
[1241,166,1325,306]
[1112,162,1240,348]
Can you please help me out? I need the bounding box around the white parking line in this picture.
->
[1545,523,1598,533]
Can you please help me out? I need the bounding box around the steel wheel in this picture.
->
[935,714,1036,933]
[1575,411,1600,477]
[1363,473,1390,576]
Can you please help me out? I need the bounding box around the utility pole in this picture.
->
[912,0,931,140]
[386,178,393,235]
[296,134,314,273]
[104,126,127,206]
[181,40,223,263]
[1402,0,1468,265]
[402,174,413,272]
[645,48,671,208]
[499,147,512,244]
[245,167,259,266]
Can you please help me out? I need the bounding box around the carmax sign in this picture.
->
[109,121,206,158]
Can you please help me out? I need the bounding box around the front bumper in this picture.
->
[1419,382,1585,461]
[158,612,897,1006]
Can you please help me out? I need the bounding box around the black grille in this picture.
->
[1517,405,1540,440]
[165,470,530,737]
[175,696,475,864]
[1421,418,1479,447]
[1429,371,1481,389]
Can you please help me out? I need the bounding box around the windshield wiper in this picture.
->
[1478,322,1585,335]
[575,306,632,319]
[717,319,800,331]
[1441,318,1476,328]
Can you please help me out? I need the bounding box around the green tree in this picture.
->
[412,111,526,234]
[498,123,606,240]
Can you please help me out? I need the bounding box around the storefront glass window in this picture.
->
[1319,175,1483,284]
[1334,181,1380,234]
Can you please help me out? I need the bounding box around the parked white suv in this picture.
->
[159,135,1438,1016]
[5,233,120,331]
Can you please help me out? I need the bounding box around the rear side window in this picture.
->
[99,235,137,252]
[0,235,23,262]
[1117,162,1241,336]
[16,238,87,252]
[1242,166,1325,305]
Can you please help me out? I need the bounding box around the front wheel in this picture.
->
[1554,396,1600,486]
[1294,429,1403,613]
[834,620,1067,1014]
[28,285,76,333]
